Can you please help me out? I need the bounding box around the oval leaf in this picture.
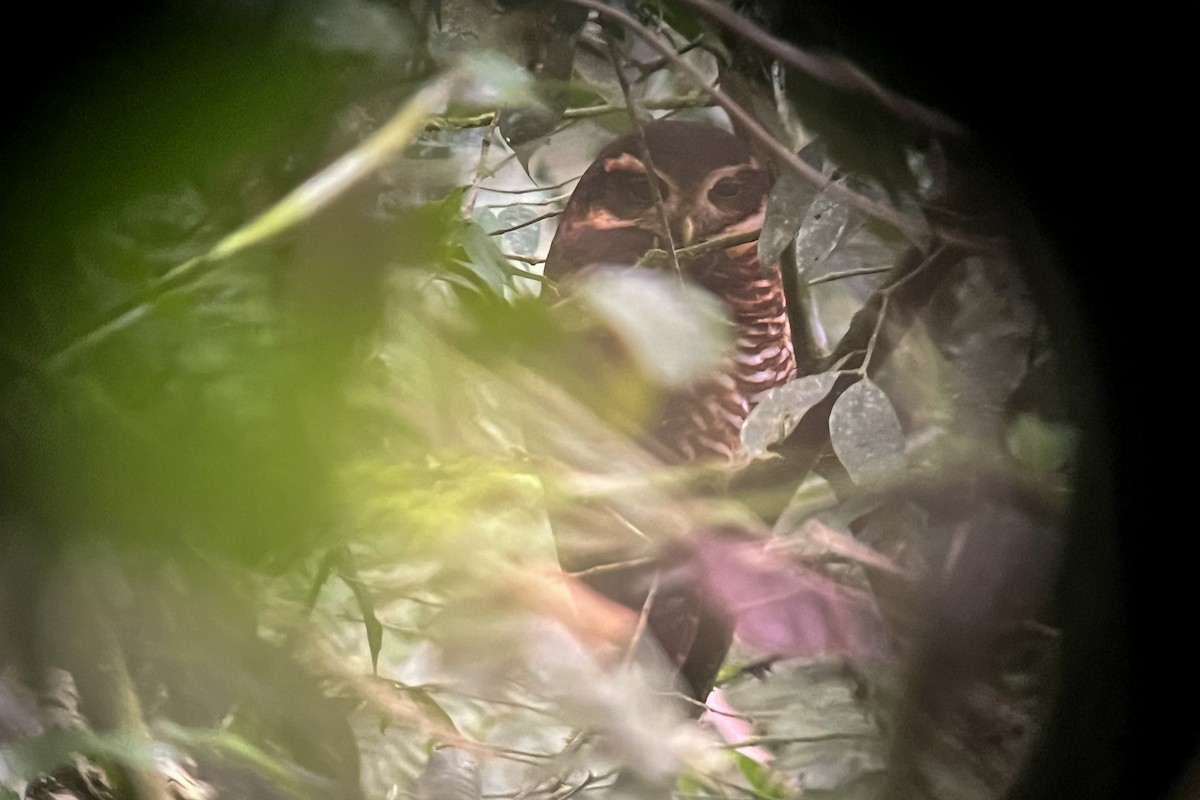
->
[794,189,853,275]
[758,169,815,268]
[828,379,905,484]
[757,140,826,267]
[740,372,838,458]
[458,220,513,293]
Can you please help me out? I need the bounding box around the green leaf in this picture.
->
[828,379,905,485]
[735,752,789,799]
[740,372,839,458]
[457,221,513,294]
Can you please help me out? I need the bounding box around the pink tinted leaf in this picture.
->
[690,534,889,660]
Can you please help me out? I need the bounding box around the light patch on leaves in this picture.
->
[829,379,905,485]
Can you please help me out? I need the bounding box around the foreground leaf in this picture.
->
[576,268,733,388]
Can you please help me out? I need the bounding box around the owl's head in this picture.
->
[544,121,772,284]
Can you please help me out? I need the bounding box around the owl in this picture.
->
[542,120,798,703]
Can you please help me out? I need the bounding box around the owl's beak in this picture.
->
[677,216,697,247]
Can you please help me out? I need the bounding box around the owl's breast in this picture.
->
[653,253,795,462]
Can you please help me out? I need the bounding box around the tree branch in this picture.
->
[426,94,714,131]
[673,0,964,138]
[563,0,990,251]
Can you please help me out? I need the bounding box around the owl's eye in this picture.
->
[708,178,744,201]
[618,177,653,206]
[604,173,666,214]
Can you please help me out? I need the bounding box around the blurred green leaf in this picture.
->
[155,721,337,800]
[0,729,153,785]
[1005,413,1077,474]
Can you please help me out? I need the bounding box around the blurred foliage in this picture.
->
[0,1,1084,799]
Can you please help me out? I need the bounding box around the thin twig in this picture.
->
[568,555,658,579]
[672,692,756,720]
[479,174,582,195]
[562,93,714,118]
[859,292,889,377]
[462,112,502,217]
[623,570,662,667]
[807,265,893,286]
[603,29,683,278]
[633,38,707,79]
[402,683,559,717]
[426,94,714,131]
[717,733,872,748]
[637,227,760,268]
[501,252,546,266]
[858,242,950,377]
[486,193,574,209]
[565,0,941,247]
[674,0,964,137]
[488,209,562,236]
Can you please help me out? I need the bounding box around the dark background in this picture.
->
[0,2,1157,798]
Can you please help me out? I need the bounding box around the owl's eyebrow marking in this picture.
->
[600,153,679,198]
[701,163,762,189]
[601,152,649,173]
